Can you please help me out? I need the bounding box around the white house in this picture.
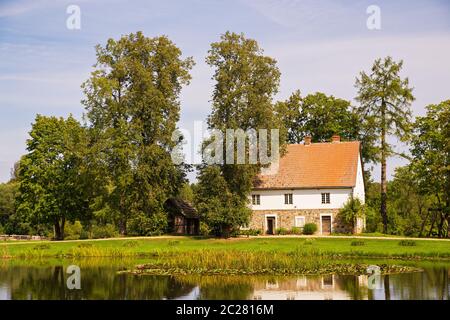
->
[249,135,365,235]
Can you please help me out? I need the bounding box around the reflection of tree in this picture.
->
[338,276,367,300]
[379,268,450,300]
[0,265,195,300]
[0,263,449,300]
[177,275,254,300]
[442,269,449,300]
[384,275,391,300]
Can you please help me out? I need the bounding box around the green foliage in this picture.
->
[199,222,212,236]
[16,115,92,240]
[91,224,119,239]
[178,183,194,203]
[355,56,415,233]
[77,243,93,248]
[64,221,83,240]
[239,229,261,236]
[195,165,252,237]
[0,182,20,234]
[275,227,289,235]
[195,32,285,237]
[0,182,18,226]
[398,240,417,247]
[33,244,50,250]
[168,240,181,246]
[290,227,302,235]
[302,223,318,235]
[82,32,193,235]
[127,210,168,236]
[410,100,450,238]
[338,198,365,233]
[350,241,365,246]
[122,240,139,248]
[278,91,361,143]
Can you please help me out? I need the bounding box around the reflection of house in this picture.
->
[164,198,199,235]
[252,276,355,300]
[249,135,366,235]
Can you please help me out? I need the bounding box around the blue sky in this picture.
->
[1,0,449,182]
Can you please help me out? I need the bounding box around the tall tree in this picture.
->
[355,57,415,233]
[278,91,360,144]
[16,115,90,240]
[0,182,18,231]
[195,32,284,236]
[411,100,450,238]
[82,32,194,235]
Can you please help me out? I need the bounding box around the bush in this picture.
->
[91,224,119,239]
[350,240,365,246]
[275,227,289,235]
[79,229,90,240]
[398,240,417,247]
[302,223,317,235]
[199,222,212,236]
[128,211,168,236]
[239,228,262,237]
[33,244,50,250]
[64,221,83,240]
[290,227,302,235]
[122,240,139,248]
[168,240,181,246]
[77,243,93,248]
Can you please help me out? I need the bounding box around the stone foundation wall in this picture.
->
[249,209,354,234]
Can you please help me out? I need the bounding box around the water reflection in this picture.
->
[0,261,448,300]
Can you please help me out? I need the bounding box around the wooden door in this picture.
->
[321,215,331,235]
[266,217,275,235]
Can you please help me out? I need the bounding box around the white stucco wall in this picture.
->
[352,153,365,204]
[250,150,365,211]
[250,188,353,210]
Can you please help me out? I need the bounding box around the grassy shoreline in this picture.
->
[1,236,450,260]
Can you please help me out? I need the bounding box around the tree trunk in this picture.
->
[428,212,437,237]
[437,212,445,238]
[419,209,429,238]
[118,193,127,236]
[447,215,450,238]
[54,217,65,241]
[384,275,391,300]
[119,219,127,236]
[380,101,388,234]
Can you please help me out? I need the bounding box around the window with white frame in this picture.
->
[295,216,305,228]
[321,193,330,204]
[252,194,261,205]
[284,193,293,205]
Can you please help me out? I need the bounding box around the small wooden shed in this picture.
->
[164,198,199,235]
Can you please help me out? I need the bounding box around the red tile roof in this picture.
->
[253,141,361,189]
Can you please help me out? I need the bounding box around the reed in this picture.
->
[132,249,421,275]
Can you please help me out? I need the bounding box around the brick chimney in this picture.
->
[331,134,341,143]
[304,135,312,145]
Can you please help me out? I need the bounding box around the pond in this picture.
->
[0,259,449,300]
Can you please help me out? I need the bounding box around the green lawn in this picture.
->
[1,236,450,260]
